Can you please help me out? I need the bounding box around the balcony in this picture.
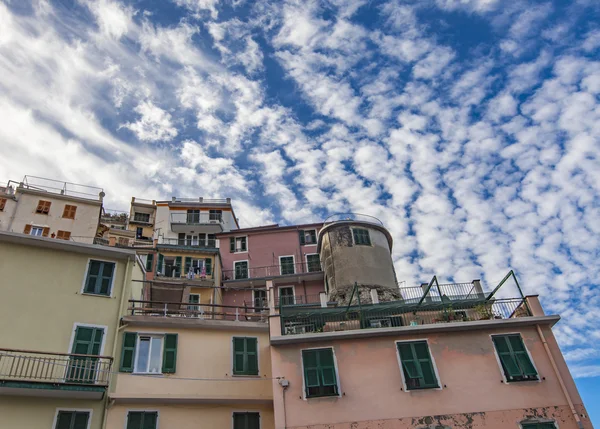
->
[170,212,224,233]
[0,348,112,399]
[157,237,217,249]
[222,261,323,286]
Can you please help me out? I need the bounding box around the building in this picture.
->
[127,197,157,246]
[266,216,593,429]
[0,176,105,244]
[0,231,144,429]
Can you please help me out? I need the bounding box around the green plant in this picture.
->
[475,303,494,320]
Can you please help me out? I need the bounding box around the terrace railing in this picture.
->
[222,261,322,281]
[128,300,268,322]
[157,237,217,248]
[170,213,224,225]
[0,348,112,385]
[323,213,384,226]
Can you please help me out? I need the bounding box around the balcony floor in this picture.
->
[0,380,106,399]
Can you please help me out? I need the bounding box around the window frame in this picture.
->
[36,199,52,215]
[231,411,261,429]
[0,198,6,212]
[395,339,442,392]
[56,230,72,240]
[52,408,93,429]
[252,289,267,312]
[124,410,159,429]
[232,336,260,376]
[133,212,151,223]
[300,347,341,400]
[31,226,45,236]
[300,229,317,245]
[80,258,118,297]
[234,260,249,280]
[305,253,321,272]
[279,255,295,275]
[278,285,296,306]
[491,333,540,383]
[62,204,77,219]
[351,228,371,246]
[68,323,108,357]
[520,421,559,429]
[133,335,164,374]
[233,236,248,253]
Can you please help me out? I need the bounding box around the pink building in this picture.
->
[217,223,324,311]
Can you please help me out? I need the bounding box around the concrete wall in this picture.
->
[319,222,397,302]
[2,189,101,244]
[106,403,274,429]
[112,326,273,401]
[269,324,590,429]
[0,196,17,231]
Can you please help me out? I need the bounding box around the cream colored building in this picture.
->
[0,176,104,244]
[0,231,144,429]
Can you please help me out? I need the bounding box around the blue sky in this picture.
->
[0,0,599,419]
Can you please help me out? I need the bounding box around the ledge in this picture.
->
[109,393,273,405]
[122,315,269,331]
[270,315,561,345]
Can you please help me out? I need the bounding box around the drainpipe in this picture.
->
[279,379,289,429]
[535,325,584,429]
[101,256,132,429]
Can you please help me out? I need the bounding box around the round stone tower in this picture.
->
[317,214,399,305]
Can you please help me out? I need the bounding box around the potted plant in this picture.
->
[475,303,494,320]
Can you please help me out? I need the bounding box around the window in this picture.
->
[306,254,321,272]
[209,209,222,221]
[67,326,104,383]
[253,290,267,312]
[31,226,44,236]
[62,205,77,219]
[233,412,260,429]
[302,348,339,398]
[188,294,200,313]
[133,212,150,223]
[230,236,247,252]
[84,260,115,296]
[0,198,6,211]
[54,410,90,429]
[136,227,144,239]
[207,234,216,247]
[279,286,295,305]
[280,256,295,275]
[187,209,200,224]
[145,254,154,272]
[352,228,371,246]
[118,237,129,246]
[233,337,258,375]
[521,423,557,429]
[126,412,158,429]
[184,257,212,277]
[36,200,51,214]
[397,341,439,390]
[24,224,49,236]
[492,334,538,382]
[234,261,249,279]
[57,230,71,240]
[119,332,178,374]
[299,229,317,245]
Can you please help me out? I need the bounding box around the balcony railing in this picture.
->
[172,198,230,204]
[324,213,384,226]
[275,294,336,307]
[0,348,112,385]
[20,175,104,201]
[222,261,322,281]
[157,237,217,248]
[128,300,268,322]
[170,213,224,225]
[279,297,531,335]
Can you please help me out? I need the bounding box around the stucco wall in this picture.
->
[269,324,588,429]
[4,190,101,244]
[0,241,129,355]
[0,196,17,231]
[112,326,273,401]
[106,403,274,429]
[319,223,396,300]
[0,397,105,429]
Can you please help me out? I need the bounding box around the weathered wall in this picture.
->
[106,403,274,429]
[269,324,589,429]
[319,222,397,303]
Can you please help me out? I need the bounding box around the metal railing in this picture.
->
[222,261,323,281]
[280,297,531,335]
[323,213,384,226]
[172,198,230,204]
[128,300,268,322]
[276,294,336,307]
[398,283,482,303]
[0,348,112,385]
[20,175,104,200]
[170,213,224,225]
[157,237,217,248]
[93,237,110,246]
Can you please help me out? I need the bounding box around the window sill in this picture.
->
[405,385,440,391]
[132,371,164,375]
[80,292,113,299]
[306,393,340,399]
[232,373,260,378]
[505,378,540,383]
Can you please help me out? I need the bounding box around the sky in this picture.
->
[0,0,599,418]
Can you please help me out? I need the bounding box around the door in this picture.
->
[67,326,104,383]
[279,286,295,306]
[188,294,200,317]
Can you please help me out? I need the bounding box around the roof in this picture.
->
[0,231,136,261]
[216,222,323,236]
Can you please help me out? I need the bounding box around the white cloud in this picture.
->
[171,0,220,19]
[85,0,134,39]
[122,101,178,142]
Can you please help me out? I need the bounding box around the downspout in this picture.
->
[535,325,583,429]
[101,256,132,429]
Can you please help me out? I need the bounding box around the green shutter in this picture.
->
[56,411,90,429]
[233,337,258,375]
[233,337,245,374]
[205,258,212,275]
[120,332,137,372]
[318,349,337,386]
[493,335,538,380]
[310,230,317,243]
[175,256,182,277]
[230,237,235,252]
[184,257,192,275]
[127,412,157,429]
[522,424,556,429]
[302,348,337,395]
[299,230,306,245]
[145,254,154,272]
[397,341,438,389]
[240,236,247,251]
[246,338,258,375]
[156,253,163,274]
[302,350,320,388]
[142,412,157,429]
[509,335,538,376]
[162,333,178,373]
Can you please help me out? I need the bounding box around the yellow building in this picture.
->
[0,231,144,429]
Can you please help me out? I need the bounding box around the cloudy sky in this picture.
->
[1,0,599,413]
